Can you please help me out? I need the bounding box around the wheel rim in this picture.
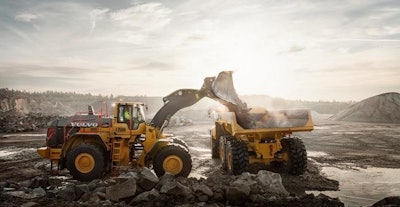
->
[219,146,225,162]
[282,151,290,162]
[219,138,225,162]
[163,155,183,175]
[75,153,95,173]
[227,149,233,171]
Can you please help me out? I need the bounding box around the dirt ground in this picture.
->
[0,130,47,182]
[1,118,399,206]
[300,119,400,169]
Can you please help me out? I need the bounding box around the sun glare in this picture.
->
[226,50,296,98]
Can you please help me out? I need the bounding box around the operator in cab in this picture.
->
[124,106,131,120]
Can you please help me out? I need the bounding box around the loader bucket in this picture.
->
[211,71,246,108]
[202,71,312,129]
[199,71,254,128]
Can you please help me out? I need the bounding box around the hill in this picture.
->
[330,92,400,123]
[0,88,355,132]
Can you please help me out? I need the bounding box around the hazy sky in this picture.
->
[0,0,399,101]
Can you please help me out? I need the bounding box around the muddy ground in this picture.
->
[0,118,399,206]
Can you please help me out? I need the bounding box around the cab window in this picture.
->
[117,104,141,130]
[118,105,128,122]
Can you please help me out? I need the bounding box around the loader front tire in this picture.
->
[154,145,192,177]
[281,137,307,175]
[226,139,249,175]
[67,143,105,181]
[171,137,189,151]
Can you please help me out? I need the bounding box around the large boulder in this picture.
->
[117,172,139,182]
[105,178,136,202]
[158,173,193,201]
[87,179,101,191]
[20,202,39,207]
[226,186,249,205]
[58,186,77,201]
[137,167,159,191]
[129,189,160,205]
[256,170,289,197]
[32,187,46,198]
[193,183,213,197]
[29,177,49,189]
[160,179,191,196]
[6,187,47,200]
[74,184,89,199]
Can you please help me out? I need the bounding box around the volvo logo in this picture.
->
[70,122,99,128]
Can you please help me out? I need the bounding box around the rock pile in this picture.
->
[330,92,400,123]
[0,168,344,207]
[0,110,58,133]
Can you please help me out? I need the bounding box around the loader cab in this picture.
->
[114,102,146,130]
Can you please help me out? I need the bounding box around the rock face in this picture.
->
[330,92,400,123]
[0,111,57,133]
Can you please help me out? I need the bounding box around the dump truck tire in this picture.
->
[211,136,219,158]
[281,137,307,175]
[226,139,249,175]
[153,145,192,177]
[66,143,105,181]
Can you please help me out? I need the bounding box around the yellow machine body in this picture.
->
[37,102,171,171]
[211,110,313,165]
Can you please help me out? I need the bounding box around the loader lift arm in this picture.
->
[151,71,253,129]
[151,89,205,129]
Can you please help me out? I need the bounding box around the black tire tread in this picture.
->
[281,137,307,175]
[153,145,192,177]
[171,137,189,151]
[227,139,249,175]
[66,143,105,181]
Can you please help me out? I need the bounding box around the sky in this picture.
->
[0,0,399,101]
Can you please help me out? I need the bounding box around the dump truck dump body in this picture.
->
[216,110,313,137]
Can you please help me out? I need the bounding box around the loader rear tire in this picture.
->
[67,143,105,181]
[153,145,192,177]
[281,137,307,175]
[226,139,249,175]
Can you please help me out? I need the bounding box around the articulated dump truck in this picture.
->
[37,71,313,181]
[210,72,313,175]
